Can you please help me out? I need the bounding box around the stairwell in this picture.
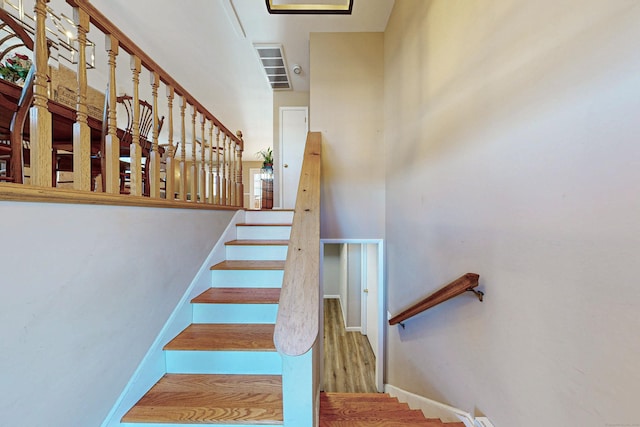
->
[118,209,465,427]
[120,210,291,426]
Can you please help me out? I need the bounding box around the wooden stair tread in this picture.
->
[164,324,277,351]
[225,239,289,246]
[236,223,291,227]
[210,260,285,270]
[192,288,281,304]
[319,393,464,426]
[122,374,283,424]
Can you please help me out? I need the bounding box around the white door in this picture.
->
[280,107,308,209]
[364,244,379,359]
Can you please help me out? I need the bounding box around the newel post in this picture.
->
[29,0,52,187]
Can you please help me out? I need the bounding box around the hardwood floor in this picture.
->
[323,298,377,393]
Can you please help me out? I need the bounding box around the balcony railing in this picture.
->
[0,0,243,208]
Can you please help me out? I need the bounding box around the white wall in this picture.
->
[310,32,385,239]
[322,243,341,297]
[0,202,235,427]
[384,1,640,426]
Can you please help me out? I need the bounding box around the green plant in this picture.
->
[256,147,273,167]
[0,53,32,83]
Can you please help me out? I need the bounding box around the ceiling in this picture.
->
[86,0,395,156]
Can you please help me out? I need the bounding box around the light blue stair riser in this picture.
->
[193,303,278,324]
[226,245,288,261]
[211,270,284,287]
[237,225,291,240]
[165,350,282,375]
[245,210,293,224]
[122,423,282,427]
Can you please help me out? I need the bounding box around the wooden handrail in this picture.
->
[388,273,482,326]
[273,131,322,356]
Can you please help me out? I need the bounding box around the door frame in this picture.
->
[320,238,385,392]
[278,106,308,209]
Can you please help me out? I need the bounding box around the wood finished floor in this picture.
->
[323,298,377,393]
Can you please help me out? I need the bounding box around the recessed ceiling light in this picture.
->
[265,0,353,15]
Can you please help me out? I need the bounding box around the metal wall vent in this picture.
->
[254,44,291,90]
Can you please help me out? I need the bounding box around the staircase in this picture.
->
[120,209,292,426]
[320,393,466,427]
[118,209,464,427]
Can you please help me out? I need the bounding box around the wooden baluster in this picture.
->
[229,138,237,206]
[129,55,142,196]
[208,121,214,204]
[227,134,233,205]
[179,96,187,201]
[165,86,175,200]
[30,0,52,187]
[221,133,227,205]
[190,105,197,202]
[104,34,120,193]
[72,7,91,191]
[215,126,220,204]
[236,131,244,207]
[199,114,206,203]
[149,71,161,198]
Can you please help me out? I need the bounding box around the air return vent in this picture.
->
[254,44,291,90]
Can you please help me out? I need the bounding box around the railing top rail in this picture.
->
[65,0,242,147]
[273,131,322,356]
[388,273,482,326]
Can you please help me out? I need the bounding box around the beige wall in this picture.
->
[310,32,385,239]
[272,91,310,207]
[383,1,640,426]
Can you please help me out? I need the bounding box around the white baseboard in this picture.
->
[384,384,478,427]
[323,295,340,299]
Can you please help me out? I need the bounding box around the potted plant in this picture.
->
[256,147,274,209]
[256,147,273,170]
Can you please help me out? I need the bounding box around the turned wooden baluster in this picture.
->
[215,126,221,204]
[149,71,161,198]
[236,131,244,207]
[190,105,197,202]
[221,133,227,205]
[179,96,187,201]
[72,7,91,191]
[230,138,236,206]
[165,86,175,200]
[30,0,52,187]
[104,34,120,193]
[208,121,214,204]
[129,55,142,196]
[199,114,206,203]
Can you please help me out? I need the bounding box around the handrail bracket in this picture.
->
[466,287,484,302]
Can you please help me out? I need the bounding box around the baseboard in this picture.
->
[323,295,340,299]
[384,384,477,427]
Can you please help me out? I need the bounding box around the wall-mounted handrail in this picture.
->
[388,273,482,327]
[274,131,322,356]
